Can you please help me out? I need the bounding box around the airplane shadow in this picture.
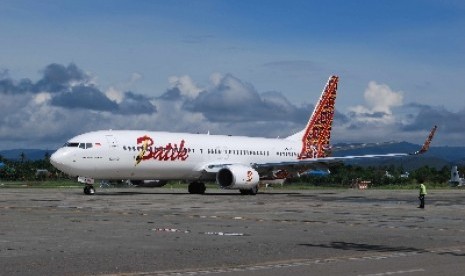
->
[299,241,424,253]
[299,241,465,257]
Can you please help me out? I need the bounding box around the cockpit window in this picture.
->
[64,142,93,149]
[65,142,80,147]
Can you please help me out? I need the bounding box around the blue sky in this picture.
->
[1,0,464,150]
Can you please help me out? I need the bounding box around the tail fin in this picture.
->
[287,75,339,159]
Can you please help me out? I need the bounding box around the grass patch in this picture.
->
[0,179,82,188]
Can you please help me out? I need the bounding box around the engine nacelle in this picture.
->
[216,165,259,189]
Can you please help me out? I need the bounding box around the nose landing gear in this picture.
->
[83,185,95,195]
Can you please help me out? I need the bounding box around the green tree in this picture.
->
[19,152,26,163]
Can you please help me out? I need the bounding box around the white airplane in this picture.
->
[50,75,437,195]
[449,166,465,187]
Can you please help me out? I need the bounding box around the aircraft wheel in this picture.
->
[198,182,206,194]
[188,182,206,194]
[240,186,258,195]
[83,185,95,195]
[249,186,258,195]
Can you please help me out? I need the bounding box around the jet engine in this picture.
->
[216,165,259,189]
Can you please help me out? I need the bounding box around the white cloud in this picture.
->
[364,81,403,114]
[168,75,202,99]
[348,81,403,125]
[105,86,124,103]
[209,72,223,87]
[0,67,462,149]
[130,72,143,83]
[214,74,259,104]
[33,92,52,105]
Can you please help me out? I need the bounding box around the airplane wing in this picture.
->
[254,125,438,173]
[330,141,398,152]
[198,125,437,178]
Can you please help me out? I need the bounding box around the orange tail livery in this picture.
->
[288,75,338,159]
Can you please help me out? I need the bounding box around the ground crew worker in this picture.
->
[418,182,427,209]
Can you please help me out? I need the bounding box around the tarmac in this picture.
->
[1,187,465,275]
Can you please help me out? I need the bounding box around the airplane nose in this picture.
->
[50,151,62,169]
[50,149,71,173]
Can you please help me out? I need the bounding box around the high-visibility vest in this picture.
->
[420,184,427,195]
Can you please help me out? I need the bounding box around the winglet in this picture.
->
[411,125,437,155]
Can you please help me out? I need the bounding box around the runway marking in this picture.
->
[357,268,425,276]
[151,228,191,234]
[185,214,465,233]
[104,251,426,276]
[104,246,464,276]
[150,228,247,236]
[203,231,246,236]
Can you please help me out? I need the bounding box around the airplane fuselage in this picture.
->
[51,130,302,181]
[51,75,342,195]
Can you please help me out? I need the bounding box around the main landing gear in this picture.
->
[188,182,206,194]
[83,185,95,195]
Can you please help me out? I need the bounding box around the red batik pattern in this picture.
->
[299,76,338,159]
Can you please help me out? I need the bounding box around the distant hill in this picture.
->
[429,146,465,164]
[0,149,55,161]
[343,155,450,170]
[330,141,464,169]
[452,157,465,166]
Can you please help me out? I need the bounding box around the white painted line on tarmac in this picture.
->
[107,252,420,276]
[357,268,425,276]
[105,246,464,276]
